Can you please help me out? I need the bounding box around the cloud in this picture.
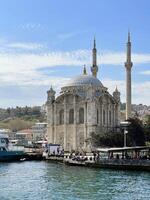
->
[8,42,45,50]
[0,48,150,88]
[0,39,46,53]
[58,30,87,40]
[0,41,150,107]
[102,78,150,105]
[139,70,150,75]
[20,23,42,31]
[1,50,150,75]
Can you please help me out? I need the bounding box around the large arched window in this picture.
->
[109,110,111,124]
[69,109,74,124]
[97,109,99,124]
[59,109,64,125]
[103,110,105,124]
[79,108,84,124]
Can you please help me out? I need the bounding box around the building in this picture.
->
[15,129,33,145]
[32,122,47,141]
[0,129,15,140]
[46,39,121,152]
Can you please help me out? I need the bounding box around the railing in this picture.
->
[8,146,24,151]
[97,158,150,166]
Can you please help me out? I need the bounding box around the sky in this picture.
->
[0,0,149,108]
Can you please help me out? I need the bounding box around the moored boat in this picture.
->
[64,146,150,171]
[0,134,26,162]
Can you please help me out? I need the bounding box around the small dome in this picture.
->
[64,74,103,87]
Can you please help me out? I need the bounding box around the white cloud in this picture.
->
[139,70,150,75]
[102,78,150,105]
[20,23,42,30]
[0,41,150,106]
[58,30,87,40]
[8,42,45,50]
[0,50,150,75]
[0,49,149,89]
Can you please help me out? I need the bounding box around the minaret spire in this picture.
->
[125,31,133,120]
[94,36,96,49]
[91,37,98,77]
[128,31,130,42]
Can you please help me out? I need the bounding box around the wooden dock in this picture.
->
[24,147,43,161]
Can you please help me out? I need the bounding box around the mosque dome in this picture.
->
[64,74,103,87]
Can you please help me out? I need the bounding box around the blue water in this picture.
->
[0,161,150,200]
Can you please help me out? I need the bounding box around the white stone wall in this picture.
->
[46,85,120,151]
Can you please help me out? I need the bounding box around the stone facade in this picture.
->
[46,40,121,151]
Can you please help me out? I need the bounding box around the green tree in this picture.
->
[143,115,150,144]
[127,117,145,146]
[90,131,124,147]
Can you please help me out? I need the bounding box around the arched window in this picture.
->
[109,110,111,124]
[69,109,74,124]
[97,109,99,124]
[59,109,64,125]
[79,108,84,124]
[103,110,105,124]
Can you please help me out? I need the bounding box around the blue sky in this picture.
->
[0,0,149,107]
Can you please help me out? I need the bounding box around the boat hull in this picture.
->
[64,158,150,171]
[0,151,26,162]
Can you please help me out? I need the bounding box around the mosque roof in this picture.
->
[64,74,103,87]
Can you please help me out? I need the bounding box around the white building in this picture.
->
[32,122,47,141]
[46,39,121,152]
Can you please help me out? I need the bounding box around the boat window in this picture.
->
[0,147,6,151]
[1,139,6,143]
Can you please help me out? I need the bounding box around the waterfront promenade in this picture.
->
[0,161,150,200]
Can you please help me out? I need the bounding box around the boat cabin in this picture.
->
[96,146,150,160]
[0,134,9,151]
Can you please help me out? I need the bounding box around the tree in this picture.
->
[143,115,150,144]
[127,117,145,146]
[90,131,124,147]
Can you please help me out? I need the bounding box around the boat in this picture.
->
[0,133,26,162]
[64,146,150,171]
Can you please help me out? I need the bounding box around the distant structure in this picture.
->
[125,32,133,119]
[46,39,120,152]
[32,122,47,141]
[91,37,98,77]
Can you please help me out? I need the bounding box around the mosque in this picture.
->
[46,34,132,152]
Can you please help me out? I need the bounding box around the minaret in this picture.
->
[125,32,133,119]
[47,86,56,105]
[83,65,87,75]
[113,86,121,125]
[91,37,98,77]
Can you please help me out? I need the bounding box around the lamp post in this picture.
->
[124,129,128,147]
[120,121,131,148]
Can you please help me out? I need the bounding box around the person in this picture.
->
[93,152,96,161]
[110,152,114,159]
[57,147,60,155]
[116,154,119,159]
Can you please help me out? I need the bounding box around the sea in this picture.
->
[0,161,149,200]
